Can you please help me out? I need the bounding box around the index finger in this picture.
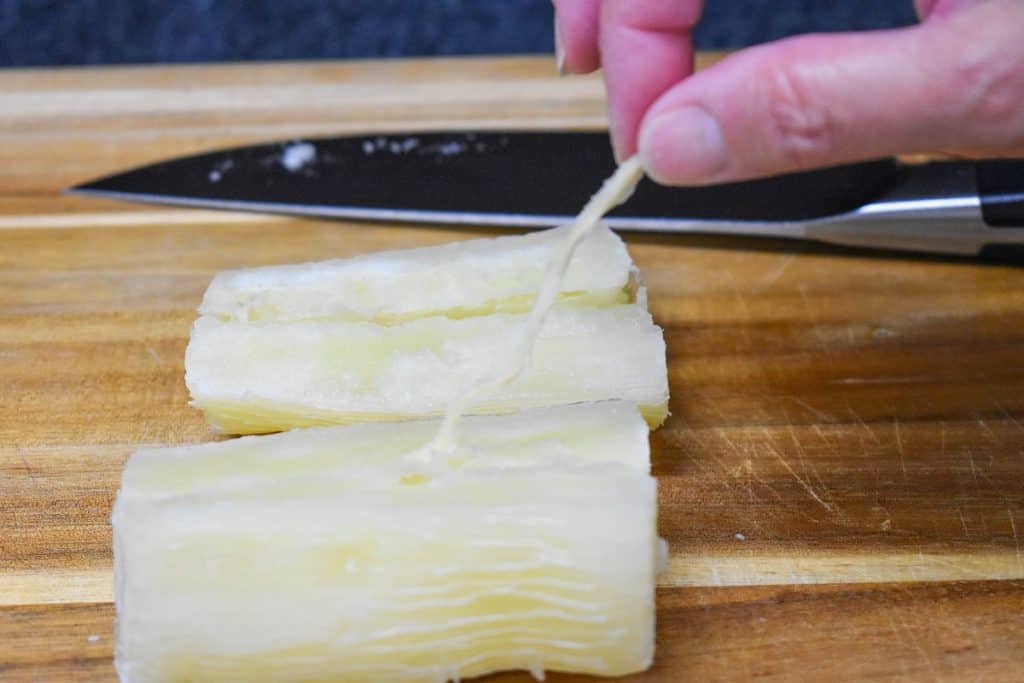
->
[552,0,601,74]
[600,0,703,160]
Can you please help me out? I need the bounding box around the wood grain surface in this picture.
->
[2,55,1023,681]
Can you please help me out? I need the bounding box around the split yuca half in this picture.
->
[113,402,664,683]
[185,225,669,434]
[186,303,668,434]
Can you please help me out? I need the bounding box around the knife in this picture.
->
[69,131,1024,257]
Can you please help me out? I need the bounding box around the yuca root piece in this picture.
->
[113,402,664,683]
[185,303,669,434]
[200,223,635,325]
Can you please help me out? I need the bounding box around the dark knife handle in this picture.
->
[977,159,1024,228]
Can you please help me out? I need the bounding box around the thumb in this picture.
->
[638,1,1024,186]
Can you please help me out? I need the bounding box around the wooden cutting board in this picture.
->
[2,55,1023,681]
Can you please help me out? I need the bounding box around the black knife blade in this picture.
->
[69,131,1024,256]
[70,131,902,224]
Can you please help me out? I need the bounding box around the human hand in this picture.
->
[553,0,1024,185]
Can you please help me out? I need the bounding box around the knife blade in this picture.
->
[69,131,1024,257]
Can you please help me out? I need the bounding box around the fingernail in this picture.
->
[554,17,566,75]
[639,107,729,184]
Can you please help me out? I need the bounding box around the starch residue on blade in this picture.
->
[406,156,645,465]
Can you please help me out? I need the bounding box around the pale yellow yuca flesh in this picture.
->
[185,304,669,434]
[113,403,662,683]
[200,223,633,324]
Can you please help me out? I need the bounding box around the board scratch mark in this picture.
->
[786,421,832,506]
[847,404,882,445]
[739,457,757,505]
[1009,509,1023,575]
[883,611,913,678]
[975,413,997,443]
[16,448,41,485]
[145,344,163,365]
[990,394,1024,434]
[967,451,981,494]
[811,423,829,446]
[893,416,907,480]
[903,608,939,675]
[772,449,834,513]
[756,432,826,524]
[887,605,938,675]
[748,442,790,506]
[788,396,831,422]
[754,253,795,292]
[707,430,744,483]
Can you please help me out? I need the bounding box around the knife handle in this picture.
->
[977,159,1024,228]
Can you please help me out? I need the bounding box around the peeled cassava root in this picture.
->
[185,224,668,434]
[113,402,664,682]
[118,161,668,682]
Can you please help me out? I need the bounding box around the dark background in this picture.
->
[0,0,917,67]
